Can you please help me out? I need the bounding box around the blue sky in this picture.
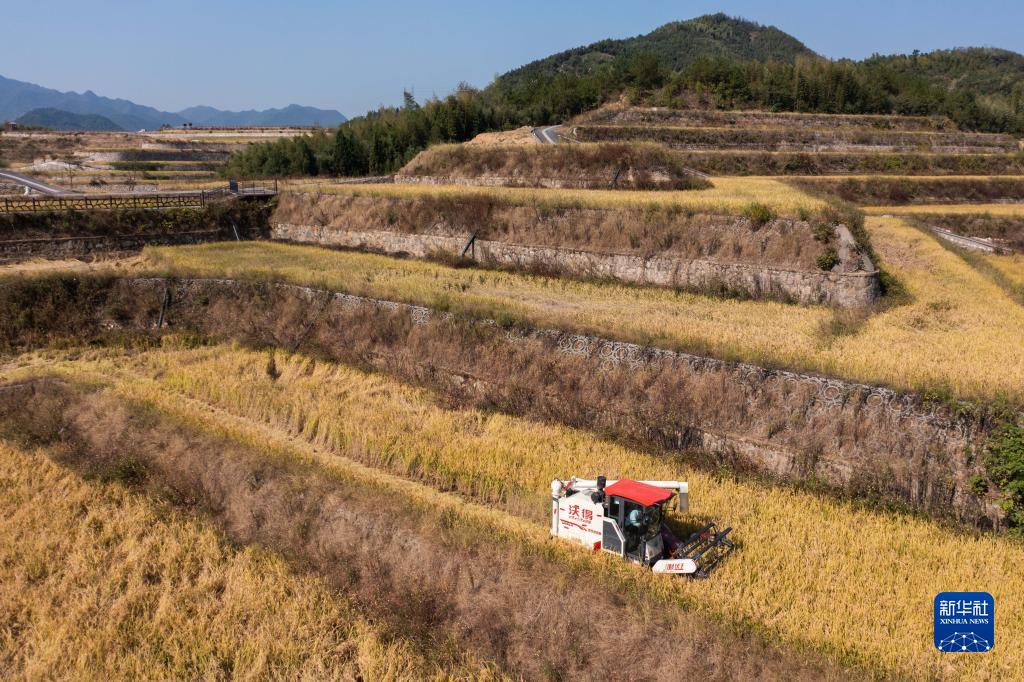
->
[2,1,1022,117]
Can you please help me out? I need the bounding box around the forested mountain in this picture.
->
[224,14,1024,179]
[490,16,1024,130]
[866,48,1024,96]
[14,108,123,131]
[494,13,816,93]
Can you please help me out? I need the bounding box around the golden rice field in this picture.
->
[986,253,1024,289]
[5,344,1020,680]
[865,203,1024,216]
[0,440,486,680]
[288,177,828,215]
[984,253,1024,305]
[144,215,1024,402]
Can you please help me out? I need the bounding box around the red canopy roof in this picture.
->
[604,479,673,507]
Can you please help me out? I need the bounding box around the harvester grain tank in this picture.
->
[550,476,734,577]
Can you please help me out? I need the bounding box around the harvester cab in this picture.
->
[550,476,734,578]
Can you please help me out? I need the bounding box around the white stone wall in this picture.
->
[273,223,881,307]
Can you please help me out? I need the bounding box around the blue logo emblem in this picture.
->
[934,592,994,652]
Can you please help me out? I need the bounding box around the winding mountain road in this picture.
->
[533,125,563,144]
[0,170,70,195]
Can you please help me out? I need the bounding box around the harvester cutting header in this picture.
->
[550,476,734,578]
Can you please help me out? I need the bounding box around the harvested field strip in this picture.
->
[571,124,1017,152]
[145,215,1024,402]
[8,346,1022,680]
[655,151,1024,176]
[572,107,954,131]
[789,176,1024,205]
[798,175,1024,180]
[0,256,143,277]
[904,219,1024,306]
[866,203,1024,216]
[291,178,827,215]
[0,440,462,680]
[0,375,845,681]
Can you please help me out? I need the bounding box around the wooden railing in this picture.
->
[1,192,208,213]
[0,182,278,214]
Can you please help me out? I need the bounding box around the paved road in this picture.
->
[533,125,562,144]
[931,226,1003,253]
[0,170,70,195]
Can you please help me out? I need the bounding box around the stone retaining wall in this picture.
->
[570,125,1018,154]
[272,223,881,306]
[0,229,228,263]
[164,278,1002,525]
[22,275,982,527]
[395,171,677,190]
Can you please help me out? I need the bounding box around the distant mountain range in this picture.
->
[0,74,347,130]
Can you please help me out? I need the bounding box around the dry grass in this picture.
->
[145,214,1024,402]
[0,256,144,277]
[10,344,1022,680]
[572,105,954,131]
[287,177,827,216]
[571,124,1018,153]
[272,191,831,270]
[791,176,1024,206]
[647,150,1024,177]
[0,440,468,680]
[397,142,712,190]
[464,126,539,146]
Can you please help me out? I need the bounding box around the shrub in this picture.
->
[985,424,1024,532]
[816,248,840,271]
[812,223,834,243]
[742,202,776,227]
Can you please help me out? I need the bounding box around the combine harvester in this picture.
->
[551,477,734,578]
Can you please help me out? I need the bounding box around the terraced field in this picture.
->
[0,128,306,194]
[293,177,827,215]
[4,100,1023,680]
[866,203,1024,216]
[987,253,1024,285]
[144,212,1024,402]
[569,124,1019,154]
[0,344,1020,680]
[0,440,469,679]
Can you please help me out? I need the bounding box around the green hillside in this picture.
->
[15,107,123,131]
[495,14,815,93]
[225,14,1024,179]
[866,48,1024,97]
